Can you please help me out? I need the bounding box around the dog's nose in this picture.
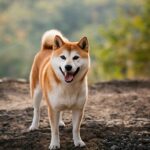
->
[65,65,72,71]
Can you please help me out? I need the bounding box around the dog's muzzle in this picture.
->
[59,67,80,83]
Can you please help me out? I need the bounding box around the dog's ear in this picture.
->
[54,35,64,50]
[78,36,89,51]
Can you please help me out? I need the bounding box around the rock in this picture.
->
[86,121,98,128]
[111,145,119,150]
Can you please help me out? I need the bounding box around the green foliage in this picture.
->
[90,0,150,82]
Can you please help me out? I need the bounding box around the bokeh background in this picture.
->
[0,0,149,83]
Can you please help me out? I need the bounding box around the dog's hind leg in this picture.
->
[59,112,65,127]
[29,84,42,130]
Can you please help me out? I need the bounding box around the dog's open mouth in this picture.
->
[59,67,80,83]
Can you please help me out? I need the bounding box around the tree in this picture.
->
[91,0,150,81]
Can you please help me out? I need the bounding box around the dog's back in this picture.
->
[30,30,67,97]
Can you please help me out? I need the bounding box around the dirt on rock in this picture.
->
[0,79,150,150]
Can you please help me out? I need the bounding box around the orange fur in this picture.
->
[30,50,51,97]
[53,43,89,58]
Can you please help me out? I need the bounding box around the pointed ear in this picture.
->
[54,35,64,50]
[78,36,89,51]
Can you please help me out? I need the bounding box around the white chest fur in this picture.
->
[48,80,88,111]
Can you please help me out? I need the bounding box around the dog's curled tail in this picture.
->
[41,29,68,51]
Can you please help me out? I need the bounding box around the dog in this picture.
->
[29,29,90,149]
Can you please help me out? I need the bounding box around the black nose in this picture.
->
[65,65,72,71]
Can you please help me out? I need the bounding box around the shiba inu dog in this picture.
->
[29,29,90,149]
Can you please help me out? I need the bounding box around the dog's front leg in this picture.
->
[48,108,60,150]
[72,109,85,147]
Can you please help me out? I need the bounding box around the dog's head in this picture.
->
[51,35,90,84]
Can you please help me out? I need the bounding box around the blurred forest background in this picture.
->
[0,0,150,83]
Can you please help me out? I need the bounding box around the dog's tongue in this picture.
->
[65,73,74,82]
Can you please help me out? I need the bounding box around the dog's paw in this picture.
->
[49,142,60,150]
[74,140,86,147]
[29,124,38,131]
[59,120,65,127]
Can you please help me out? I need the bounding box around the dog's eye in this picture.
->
[60,55,66,60]
[73,56,79,60]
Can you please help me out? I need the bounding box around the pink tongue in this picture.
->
[65,74,74,82]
